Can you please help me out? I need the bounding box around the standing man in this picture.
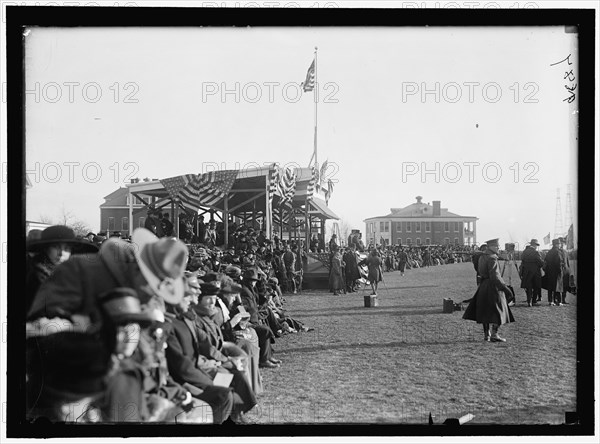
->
[162,212,174,237]
[463,238,515,342]
[343,244,360,293]
[397,247,408,276]
[544,237,571,306]
[500,243,519,306]
[519,239,544,306]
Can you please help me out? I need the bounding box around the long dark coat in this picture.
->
[519,246,544,289]
[343,250,361,281]
[463,251,515,325]
[359,254,382,283]
[544,246,570,292]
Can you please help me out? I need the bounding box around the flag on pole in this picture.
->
[543,232,551,245]
[300,59,315,92]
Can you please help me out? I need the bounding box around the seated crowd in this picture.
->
[25,221,313,424]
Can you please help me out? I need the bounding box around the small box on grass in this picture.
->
[364,295,379,307]
[443,298,454,313]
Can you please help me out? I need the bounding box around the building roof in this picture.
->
[364,196,477,221]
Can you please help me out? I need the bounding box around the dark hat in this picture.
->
[219,282,243,295]
[99,287,157,326]
[199,281,221,297]
[225,265,242,279]
[27,225,99,254]
[529,239,540,246]
[85,232,96,238]
[558,237,567,243]
[242,267,260,281]
[485,238,500,247]
[552,238,560,246]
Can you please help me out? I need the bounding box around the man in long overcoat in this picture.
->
[544,237,571,305]
[463,238,515,342]
[519,239,544,306]
[343,244,361,293]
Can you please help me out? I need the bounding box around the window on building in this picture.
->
[425,238,431,245]
[425,222,431,232]
[444,237,450,245]
[139,217,145,228]
[454,238,459,245]
[406,222,411,232]
[397,222,402,232]
[415,222,421,232]
[122,217,129,231]
[108,217,115,231]
[397,238,402,245]
[444,222,449,232]
[380,221,384,232]
[384,222,389,232]
[454,222,459,232]
[407,238,412,245]
[371,222,374,233]
[416,238,421,246]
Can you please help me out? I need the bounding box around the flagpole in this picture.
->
[313,46,318,174]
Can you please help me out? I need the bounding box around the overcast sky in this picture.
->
[24,25,578,246]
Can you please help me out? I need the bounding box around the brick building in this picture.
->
[364,196,478,247]
[99,187,147,236]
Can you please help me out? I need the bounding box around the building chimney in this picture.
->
[416,196,423,203]
[433,200,441,216]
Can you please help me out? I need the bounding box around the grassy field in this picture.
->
[245,261,577,425]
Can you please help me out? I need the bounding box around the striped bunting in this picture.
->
[194,170,238,207]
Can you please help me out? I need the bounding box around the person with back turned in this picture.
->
[463,238,515,342]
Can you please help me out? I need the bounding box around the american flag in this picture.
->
[301,59,315,92]
[161,174,197,200]
[161,171,238,210]
[195,170,238,207]
[306,165,316,201]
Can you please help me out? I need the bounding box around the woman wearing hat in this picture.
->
[26,225,98,313]
[211,275,264,395]
[191,281,257,420]
[520,239,544,306]
[463,238,515,342]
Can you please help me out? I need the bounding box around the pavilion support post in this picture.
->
[128,188,133,236]
[305,198,310,253]
[224,194,229,249]
[170,199,175,237]
[264,178,271,240]
[175,199,180,239]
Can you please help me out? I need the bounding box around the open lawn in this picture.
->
[245,262,578,425]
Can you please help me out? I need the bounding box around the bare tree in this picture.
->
[38,214,54,224]
[38,206,92,237]
[338,218,352,246]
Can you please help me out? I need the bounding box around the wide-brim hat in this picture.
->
[27,225,99,254]
[529,239,540,246]
[199,281,221,297]
[242,267,260,281]
[99,287,158,327]
[219,282,243,295]
[131,228,187,305]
